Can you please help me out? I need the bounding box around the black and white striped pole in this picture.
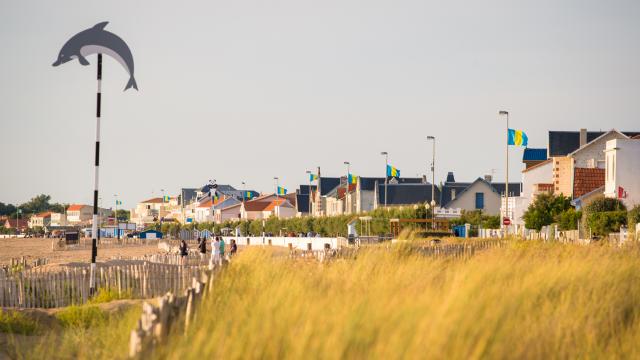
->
[89,53,102,294]
[53,22,138,296]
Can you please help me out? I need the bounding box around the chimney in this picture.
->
[446,172,455,183]
[579,128,587,148]
[484,174,493,183]
[422,175,427,184]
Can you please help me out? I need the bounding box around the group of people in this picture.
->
[178,236,238,267]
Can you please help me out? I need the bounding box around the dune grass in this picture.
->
[6,304,140,360]
[161,241,640,359]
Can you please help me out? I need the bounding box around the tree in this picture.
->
[115,209,130,221]
[522,193,573,231]
[558,208,582,230]
[20,194,52,214]
[0,202,17,216]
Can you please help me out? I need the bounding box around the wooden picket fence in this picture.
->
[129,270,213,358]
[52,237,162,251]
[111,253,211,267]
[413,239,506,259]
[0,262,208,308]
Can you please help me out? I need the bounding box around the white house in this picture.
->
[604,138,640,208]
[66,204,93,224]
[512,159,554,226]
[444,178,503,216]
[28,212,52,228]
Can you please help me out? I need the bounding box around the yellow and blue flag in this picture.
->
[508,129,528,147]
[277,186,287,195]
[309,173,319,182]
[245,191,253,200]
[115,200,122,206]
[348,173,358,184]
[387,164,400,178]
[163,195,170,202]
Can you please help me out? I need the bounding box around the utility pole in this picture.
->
[427,136,436,229]
[114,194,120,240]
[306,170,313,217]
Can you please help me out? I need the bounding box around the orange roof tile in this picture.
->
[573,167,605,198]
[67,204,89,211]
[141,197,164,204]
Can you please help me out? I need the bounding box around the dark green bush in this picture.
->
[586,211,627,236]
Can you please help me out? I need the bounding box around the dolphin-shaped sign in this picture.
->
[53,21,138,91]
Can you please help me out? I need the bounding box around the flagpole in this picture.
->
[90,53,102,295]
[114,194,119,241]
[499,110,510,235]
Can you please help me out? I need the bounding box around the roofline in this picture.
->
[522,158,553,173]
[567,129,628,156]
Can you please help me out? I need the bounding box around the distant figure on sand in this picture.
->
[230,239,238,257]
[179,240,188,265]
[211,236,221,269]
[220,237,226,261]
[198,236,207,259]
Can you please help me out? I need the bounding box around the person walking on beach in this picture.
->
[179,240,189,265]
[198,236,207,260]
[230,239,238,257]
[211,236,221,269]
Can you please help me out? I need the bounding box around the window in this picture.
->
[475,192,484,209]
[451,189,456,200]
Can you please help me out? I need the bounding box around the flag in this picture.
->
[618,186,627,199]
[508,129,528,147]
[387,164,400,178]
[309,173,318,182]
[245,191,253,200]
[277,186,287,195]
[348,173,358,184]
[115,200,122,206]
[163,195,170,202]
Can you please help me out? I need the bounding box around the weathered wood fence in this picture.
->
[111,253,211,267]
[52,237,162,251]
[129,269,214,358]
[1,257,50,271]
[0,262,208,308]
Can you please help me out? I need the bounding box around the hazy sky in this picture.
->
[1,0,639,209]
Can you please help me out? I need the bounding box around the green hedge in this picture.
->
[586,211,627,236]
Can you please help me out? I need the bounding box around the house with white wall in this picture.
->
[66,204,93,224]
[604,138,640,208]
[28,212,52,228]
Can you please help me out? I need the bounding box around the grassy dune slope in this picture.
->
[164,242,640,359]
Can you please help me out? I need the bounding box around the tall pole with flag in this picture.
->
[499,111,509,233]
[114,194,119,240]
[53,22,137,295]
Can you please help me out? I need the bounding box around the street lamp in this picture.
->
[427,136,436,229]
[274,177,279,198]
[306,170,313,216]
[499,110,510,233]
[343,162,350,214]
[241,181,246,203]
[114,194,120,240]
[381,152,388,207]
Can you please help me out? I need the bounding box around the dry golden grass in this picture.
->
[162,241,640,359]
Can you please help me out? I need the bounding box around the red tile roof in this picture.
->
[141,197,164,204]
[67,204,89,211]
[263,199,289,212]
[34,211,52,218]
[4,219,29,229]
[243,201,274,212]
[573,167,605,198]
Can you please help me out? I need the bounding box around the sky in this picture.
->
[1,0,639,209]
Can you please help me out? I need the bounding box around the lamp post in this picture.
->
[499,110,510,234]
[241,181,246,203]
[114,194,120,240]
[427,136,436,229]
[306,170,313,216]
[381,152,388,207]
[274,177,279,199]
[343,161,350,214]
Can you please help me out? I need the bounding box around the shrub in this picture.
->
[0,309,39,335]
[584,196,626,213]
[628,206,640,232]
[87,288,132,304]
[586,211,627,236]
[558,208,582,230]
[56,305,107,329]
[523,193,572,231]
